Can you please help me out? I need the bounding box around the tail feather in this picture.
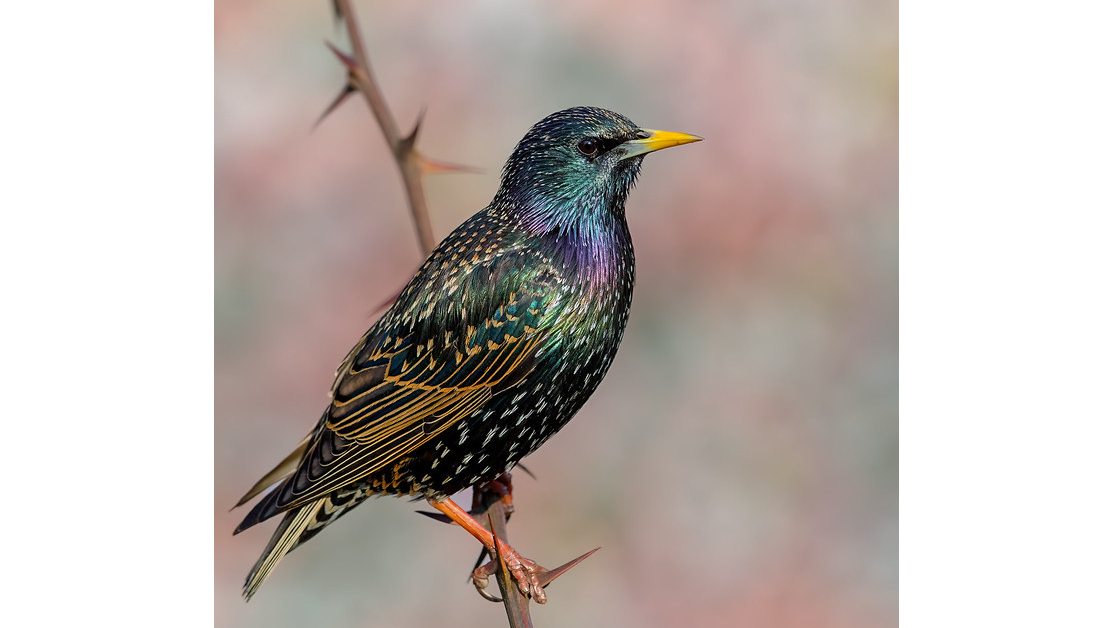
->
[234,432,313,509]
[242,499,324,600]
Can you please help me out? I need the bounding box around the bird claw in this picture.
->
[471,566,503,603]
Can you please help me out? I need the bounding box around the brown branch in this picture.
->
[331,0,435,256]
[325,3,532,626]
[479,492,534,627]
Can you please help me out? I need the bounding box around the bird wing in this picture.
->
[240,244,564,524]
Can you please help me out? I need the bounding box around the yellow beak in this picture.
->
[619,129,703,160]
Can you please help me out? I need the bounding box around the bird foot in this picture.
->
[471,540,600,604]
[473,535,546,602]
[426,495,598,604]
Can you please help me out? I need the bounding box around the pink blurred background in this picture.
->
[215,1,896,626]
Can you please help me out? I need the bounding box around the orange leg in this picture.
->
[427,496,547,603]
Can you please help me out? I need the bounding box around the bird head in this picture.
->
[497,106,702,236]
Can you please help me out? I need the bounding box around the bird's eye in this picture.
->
[576,138,599,157]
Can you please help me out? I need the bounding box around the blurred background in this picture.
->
[215,0,896,626]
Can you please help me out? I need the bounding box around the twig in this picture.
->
[323,3,532,626]
[330,0,435,255]
[479,492,534,628]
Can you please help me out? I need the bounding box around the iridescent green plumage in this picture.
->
[234,106,701,599]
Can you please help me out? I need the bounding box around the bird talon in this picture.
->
[471,563,503,602]
[470,555,547,604]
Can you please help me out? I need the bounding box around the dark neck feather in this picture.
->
[497,179,634,290]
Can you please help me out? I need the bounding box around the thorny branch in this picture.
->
[475,486,535,627]
[327,0,435,255]
[320,2,592,626]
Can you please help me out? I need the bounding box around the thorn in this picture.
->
[325,41,359,73]
[472,547,488,572]
[400,106,426,153]
[314,83,357,129]
[515,464,538,481]
[396,107,482,174]
[536,547,600,589]
[415,153,483,175]
[317,41,363,130]
[488,515,513,595]
[331,0,343,25]
[414,510,454,524]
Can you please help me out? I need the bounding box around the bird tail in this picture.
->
[242,499,324,600]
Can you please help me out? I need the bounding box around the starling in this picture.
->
[233,106,701,601]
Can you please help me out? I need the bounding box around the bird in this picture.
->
[233,106,701,602]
